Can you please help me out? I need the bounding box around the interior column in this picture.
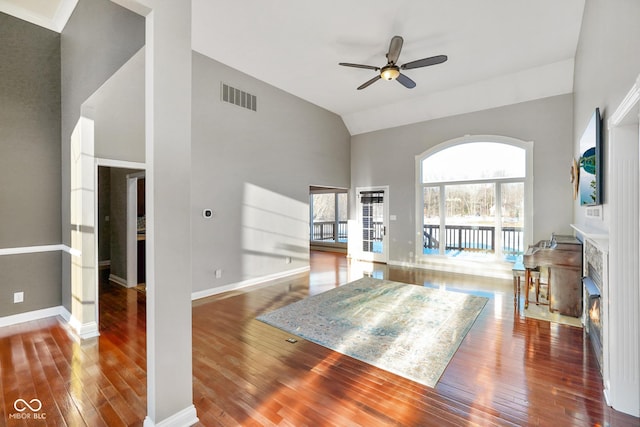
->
[134,0,197,425]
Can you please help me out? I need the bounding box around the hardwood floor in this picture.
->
[1,251,638,426]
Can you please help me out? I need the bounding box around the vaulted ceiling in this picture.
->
[1,0,586,135]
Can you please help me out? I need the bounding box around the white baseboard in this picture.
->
[603,381,612,406]
[0,305,70,328]
[192,266,310,301]
[99,260,111,269]
[59,306,72,323]
[109,273,132,288]
[143,405,198,427]
[0,306,100,341]
[69,316,100,340]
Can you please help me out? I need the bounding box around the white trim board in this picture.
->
[95,157,146,169]
[0,244,76,256]
[192,266,310,301]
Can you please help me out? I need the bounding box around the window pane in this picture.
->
[361,192,384,254]
[312,194,335,222]
[501,182,524,261]
[423,186,440,252]
[337,193,347,242]
[337,193,347,221]
[311,193,335,242]
[310,192,348,244]
[423,142,525,183]
[445,183,495,254]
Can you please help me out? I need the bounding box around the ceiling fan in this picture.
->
[339,35,447,90]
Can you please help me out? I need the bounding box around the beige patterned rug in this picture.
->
[520,284,582,327]
[257,277,488,387]
[523,303,582,327]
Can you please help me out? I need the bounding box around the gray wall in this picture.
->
[573,0,640,229]
[90,48,145,163]
[0,253,62,316]
[351,94,574,264]
[60,0,145,311]
[191,52,351,293]
[0,13,61,315]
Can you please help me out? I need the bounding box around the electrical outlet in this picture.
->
[14,292,24,303]
[285,256,292,264]
[215,269,222,278]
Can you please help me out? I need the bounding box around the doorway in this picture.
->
[97,166,145,290]
[309,186,348,253]
[355,186,389,263]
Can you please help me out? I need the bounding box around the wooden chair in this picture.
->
[512,262,526,304]
[525,267,545,309]
[513,263,544,309]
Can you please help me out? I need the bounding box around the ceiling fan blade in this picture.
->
[357,75,381,90]
[339,62,380,71]
[396,73,416,89]
[401,55,448,70]
[386,36,403,64]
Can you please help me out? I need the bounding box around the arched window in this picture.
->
[417,136,532,262]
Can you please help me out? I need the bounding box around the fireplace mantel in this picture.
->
[570,223,608,251]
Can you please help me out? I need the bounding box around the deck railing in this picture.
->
[311,221,523,256]
[311,220,348,242]
[424,224,523,256]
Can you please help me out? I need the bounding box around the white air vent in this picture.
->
[221,83,257,111]
[585,205,603,220]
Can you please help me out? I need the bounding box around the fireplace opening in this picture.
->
[584,275,602,371]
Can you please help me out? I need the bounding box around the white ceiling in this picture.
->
[2,0,586,135]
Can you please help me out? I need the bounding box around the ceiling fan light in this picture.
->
[381,67,400,80]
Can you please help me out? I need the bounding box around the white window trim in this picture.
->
[414,135,534,270]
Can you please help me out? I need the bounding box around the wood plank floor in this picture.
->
[1,251,639,426]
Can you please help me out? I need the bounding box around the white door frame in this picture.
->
[355,185,389,263]
[94,159,146,308]
[126,171,145,287]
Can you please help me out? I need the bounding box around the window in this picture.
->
[418,139,530,262]
[310,189,347,245]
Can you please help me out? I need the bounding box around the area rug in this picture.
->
[257,277,488,387]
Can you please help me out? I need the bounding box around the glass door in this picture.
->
[357,187,388,263]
